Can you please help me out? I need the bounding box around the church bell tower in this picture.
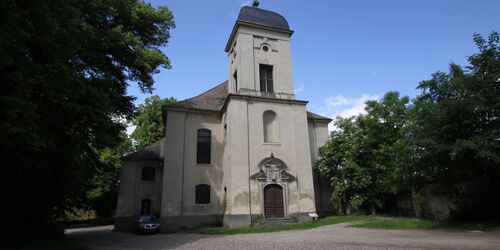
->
[222,3,317,228]
[225,3,295,99]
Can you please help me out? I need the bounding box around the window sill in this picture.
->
[263,142,281,146]
[137,180,156,184]
[195,164,213,167]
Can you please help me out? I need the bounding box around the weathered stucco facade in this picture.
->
[116,5,332,231]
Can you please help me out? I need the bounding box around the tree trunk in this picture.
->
[411,186,422,218]
[341,196,347,215]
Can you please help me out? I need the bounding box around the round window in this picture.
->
[262,46,269,52]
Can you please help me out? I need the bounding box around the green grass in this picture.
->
[8,237,86,250]
[164,215,373,235]
[350,217,500,231]
[163,215,500,235]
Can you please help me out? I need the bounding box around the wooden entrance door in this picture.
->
[264,184,284,218]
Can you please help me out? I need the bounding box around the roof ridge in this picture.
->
[166,80,228,107]
[122,137,166,160]
[307,111,332,121]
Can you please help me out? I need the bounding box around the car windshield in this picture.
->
[139,215,155,222]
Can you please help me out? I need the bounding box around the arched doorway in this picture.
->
[264,184,284,218]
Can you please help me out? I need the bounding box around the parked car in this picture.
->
[135,215,161,234]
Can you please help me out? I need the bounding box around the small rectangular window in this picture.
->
[141,167,155,181]
[233,70,238,92]
[259,64,274,93]
[195,184,211,204]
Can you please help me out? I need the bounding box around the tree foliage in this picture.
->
[316,32,500,218]
[0,0,174,240]
[131,95,176,149]
[87,134,133,218]
[316,92,411,214]
[412,31,500,217]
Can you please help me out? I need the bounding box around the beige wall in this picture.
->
[223,98,251,218]
[161,110,224,218]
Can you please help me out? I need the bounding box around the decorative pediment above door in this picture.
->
[251,153,295,183]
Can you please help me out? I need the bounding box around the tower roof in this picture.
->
[225,6,293,52]
[237,6,290,31]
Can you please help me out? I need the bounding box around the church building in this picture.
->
[115,3,333,231]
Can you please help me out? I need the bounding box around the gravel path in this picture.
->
[66,224,500,250]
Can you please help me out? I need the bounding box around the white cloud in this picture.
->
[294,84,305,94]
[126,124,136,136]
[318,94,380,131]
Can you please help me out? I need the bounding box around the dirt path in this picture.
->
[67,224,500,250]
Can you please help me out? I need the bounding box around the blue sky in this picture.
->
[127,0,500,132]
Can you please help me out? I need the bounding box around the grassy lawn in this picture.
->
[351,217,500,231]
[165,215,373,235]
[8,237,86,250]
[164,215,500,235]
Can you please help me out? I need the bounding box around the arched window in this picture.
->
[195,184,211,204]
[263,110,279,143]
[197,129,211,164]
[141,167,155,181]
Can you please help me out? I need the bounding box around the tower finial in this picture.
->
[252,0,260,7]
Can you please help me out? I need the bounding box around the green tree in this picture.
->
[363,92,413,194]
[316,92,411,214]
[316,116,369,215]
[412,32,500,218]
[0,0,174,240]
[131,95,176,149]
[87,134,133,218]
[317,32,500,218]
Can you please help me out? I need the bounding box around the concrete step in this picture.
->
[259,217,299,226]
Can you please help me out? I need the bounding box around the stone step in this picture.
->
[259,217,299,226]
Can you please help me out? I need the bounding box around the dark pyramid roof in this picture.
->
[165,81,331,122]
[225,6,293,52]
[237,6,290,31]
[122,137,165,161]
[166,81,228,112]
